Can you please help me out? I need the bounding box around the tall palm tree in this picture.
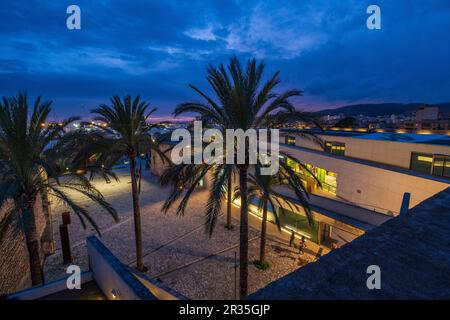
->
[160,56,316,298]
[91,95,163,272]
[235,158,319,268]
[0,93,118,285]
[225,168,234,229]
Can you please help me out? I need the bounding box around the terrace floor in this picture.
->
[44,168,317,299]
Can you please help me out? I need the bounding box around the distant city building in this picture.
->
[401,105,450,132]
[320,105,450,133]
[414,106,439,121]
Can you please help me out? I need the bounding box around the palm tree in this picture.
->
[234,158,319,268]
[225,168,234,229]
[0,93,118,285]
[160,56,316,298]
[91,95,163,272]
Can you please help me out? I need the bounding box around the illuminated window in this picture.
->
[432,155,450,178]
[286,157,301,172]
[444,159,450,178]
[410,152,450,177]
[278,209,319,243]
[432,156,445,176]
[245,198,319,243]
[286,135,296,145]
[418,155,433,162]
[315,167,338,195]
[285,158,338,195]
[410,152,433,174]
[324,141,345,156]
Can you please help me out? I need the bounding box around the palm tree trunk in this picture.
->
[226,173,232,229]
[23,197,44,286]
[238,165,249,299]
[129,154,145,271]
[259,200,268,264]
[40,189,54,256]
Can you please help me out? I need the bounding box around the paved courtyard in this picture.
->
[44,168,316,299]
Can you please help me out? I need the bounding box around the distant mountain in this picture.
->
[314,103,450,117]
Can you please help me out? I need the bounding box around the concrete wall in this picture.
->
[284,133,450,169]
[86,236,157,300]
[6,237,184,300]
[6,272,93,300]
[281,144,450,214]
[132,270,186,300]
[86,236,185,300]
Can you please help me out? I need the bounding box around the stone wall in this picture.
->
[150,144,172,177]
[0,201,31,295]
[0,194,50,295]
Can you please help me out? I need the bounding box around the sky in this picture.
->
[1,0,450,120]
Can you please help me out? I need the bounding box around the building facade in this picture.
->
[276,130,449,245]
[150,129,450,250]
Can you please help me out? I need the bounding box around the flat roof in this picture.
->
[282,129,450,146]
[274,186,391,231]
[249,187,450,299]
[282,143,450,184]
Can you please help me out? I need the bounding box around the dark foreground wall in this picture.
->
[0,201,30,294]
[249,187,450,299]
[0,195,50,295]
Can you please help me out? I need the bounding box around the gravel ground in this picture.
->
[44,168,315,299]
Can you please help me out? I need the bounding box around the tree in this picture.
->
[336,116,357,128]
[160,57,315,298]
[234,158,317,268]
[0,93,118,285]
[225,167,234,230]
[91,95,163,272]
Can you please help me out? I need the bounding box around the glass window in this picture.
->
[279,209,318,243]
[286,157,300,172]
[248,198,276,222]
[433,156,445,176]
[444,157,450,178]
[324,141,345,156]
[411,153,450,178]
[285,158,338,195]
[324,171,338,194]
[247,198,319,243]
[432,155,450,178]
[286,135,296,145]
[410,152,433,174]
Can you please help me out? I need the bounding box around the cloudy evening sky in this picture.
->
[1,0,450,119]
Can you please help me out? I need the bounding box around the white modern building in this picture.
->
[276,129,450,246]
[151,129,450,250]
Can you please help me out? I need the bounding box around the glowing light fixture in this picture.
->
[110,288,120,299]
[418,156,433,162]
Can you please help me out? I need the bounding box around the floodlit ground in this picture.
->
[44,168,316,299]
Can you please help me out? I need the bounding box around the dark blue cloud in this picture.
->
[0,0,449,118]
